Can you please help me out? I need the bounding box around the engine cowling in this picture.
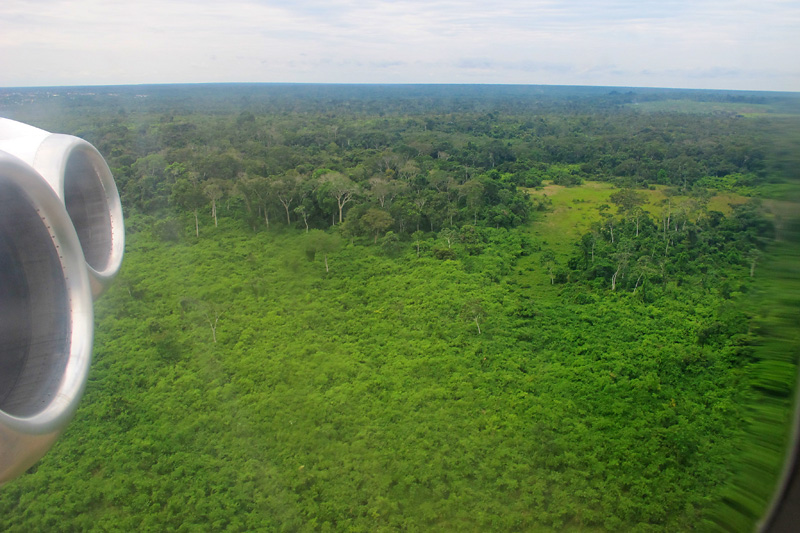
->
[0,119,123,484]
[0,119,124,297]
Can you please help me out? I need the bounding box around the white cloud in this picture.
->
[0,0,797,90]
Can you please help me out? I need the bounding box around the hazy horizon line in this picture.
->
[2,81,799,95]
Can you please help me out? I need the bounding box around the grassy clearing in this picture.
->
[525,181,616,257]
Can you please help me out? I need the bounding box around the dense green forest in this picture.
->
[1,84,799,531]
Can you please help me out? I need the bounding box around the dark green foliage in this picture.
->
[152,217,184,243]
[432,245,456,260]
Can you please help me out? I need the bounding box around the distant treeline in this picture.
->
[2,84,796,240]
[3,83,797,115]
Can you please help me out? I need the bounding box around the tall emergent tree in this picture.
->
[203,179,227,227]
[319,172,360,224]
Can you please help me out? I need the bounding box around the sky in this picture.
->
[0,0,798,91]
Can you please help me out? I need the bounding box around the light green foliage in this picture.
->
[540,249,558,284]
[0,210,790,531]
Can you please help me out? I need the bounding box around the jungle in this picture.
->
[1,84,799,531]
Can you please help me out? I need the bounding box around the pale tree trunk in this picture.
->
[210,319,218,343]
[324,254,329,273]
[336,191,354,224]
[633,273,643,294]
[211,199,218,227]
[194,209,199,237]
[204,312,222,343]
[281,200,292,225]
[665,200,671,239]
[611,265,622,291]
[474,317,481,335]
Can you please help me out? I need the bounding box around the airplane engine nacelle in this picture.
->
[0,118,124,484]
